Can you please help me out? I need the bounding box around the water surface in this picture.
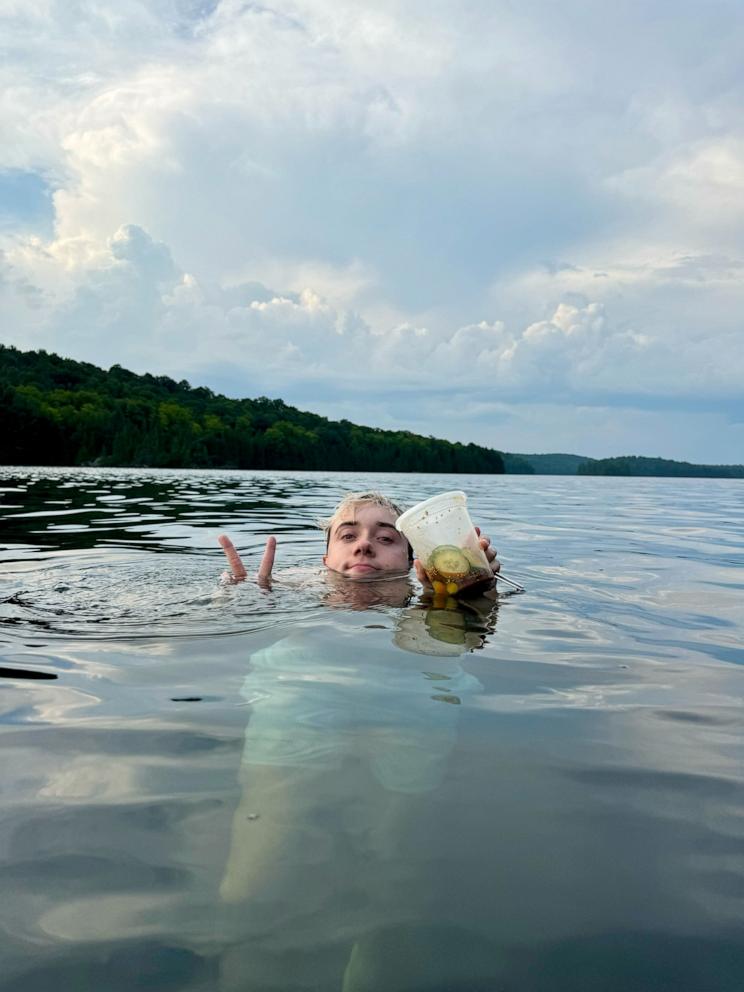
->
[1,468,743,991]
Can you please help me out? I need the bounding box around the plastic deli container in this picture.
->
[395,491,492,594]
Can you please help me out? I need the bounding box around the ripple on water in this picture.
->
[2,469,744,990]
[0,553,328,639]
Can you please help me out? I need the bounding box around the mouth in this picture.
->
[346,563,378,573]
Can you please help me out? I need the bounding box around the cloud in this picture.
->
[4,222,743,420]
[1,1,744,460]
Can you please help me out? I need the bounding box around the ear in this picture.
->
[322,554,328,566]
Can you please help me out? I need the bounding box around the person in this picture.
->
[218,490,500,589]
[216,491,501,910]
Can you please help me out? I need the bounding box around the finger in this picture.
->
[414,559,432,587]
[257,536,276,583]
[218,534,248,580]
[478,535,496,560]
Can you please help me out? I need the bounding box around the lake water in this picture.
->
[1,467,743,991]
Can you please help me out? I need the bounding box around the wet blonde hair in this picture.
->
[319,491,413,561]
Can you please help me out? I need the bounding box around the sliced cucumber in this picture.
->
[429,545,470,579]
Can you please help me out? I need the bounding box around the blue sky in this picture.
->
[1,0,743,463]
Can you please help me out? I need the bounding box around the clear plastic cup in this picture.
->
[395,491,492,594]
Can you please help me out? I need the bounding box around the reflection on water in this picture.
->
[1,467,744,990]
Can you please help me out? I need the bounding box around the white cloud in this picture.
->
[2,1,744,461]
[4,223,742,416]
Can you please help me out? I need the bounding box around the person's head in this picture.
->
[320,491,413,580]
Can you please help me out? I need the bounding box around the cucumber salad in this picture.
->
[426,544,492,595]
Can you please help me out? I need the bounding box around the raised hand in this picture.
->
[218,534,276,588]
[256,536,276,587]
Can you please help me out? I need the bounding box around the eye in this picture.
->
[378,535,394,543]
[340,532,356,541]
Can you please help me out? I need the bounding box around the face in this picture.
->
[323,503,411,580]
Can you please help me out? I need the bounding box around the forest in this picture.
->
[577,455,744,479]
[0,345,506,473]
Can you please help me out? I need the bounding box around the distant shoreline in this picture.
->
[2,344,742,479]
[506,452,744,479]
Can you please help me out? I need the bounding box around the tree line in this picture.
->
[0,345,506,473]
[577,455,744,479]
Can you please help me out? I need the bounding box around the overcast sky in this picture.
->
[2,0,743,462]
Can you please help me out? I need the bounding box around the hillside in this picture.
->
[507,451,744,478]
[0,345,505,474]
[3,345,741,478]
[509,452,596,475]
[577,455,744,479]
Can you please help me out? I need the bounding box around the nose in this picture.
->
[354,536,374,556]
